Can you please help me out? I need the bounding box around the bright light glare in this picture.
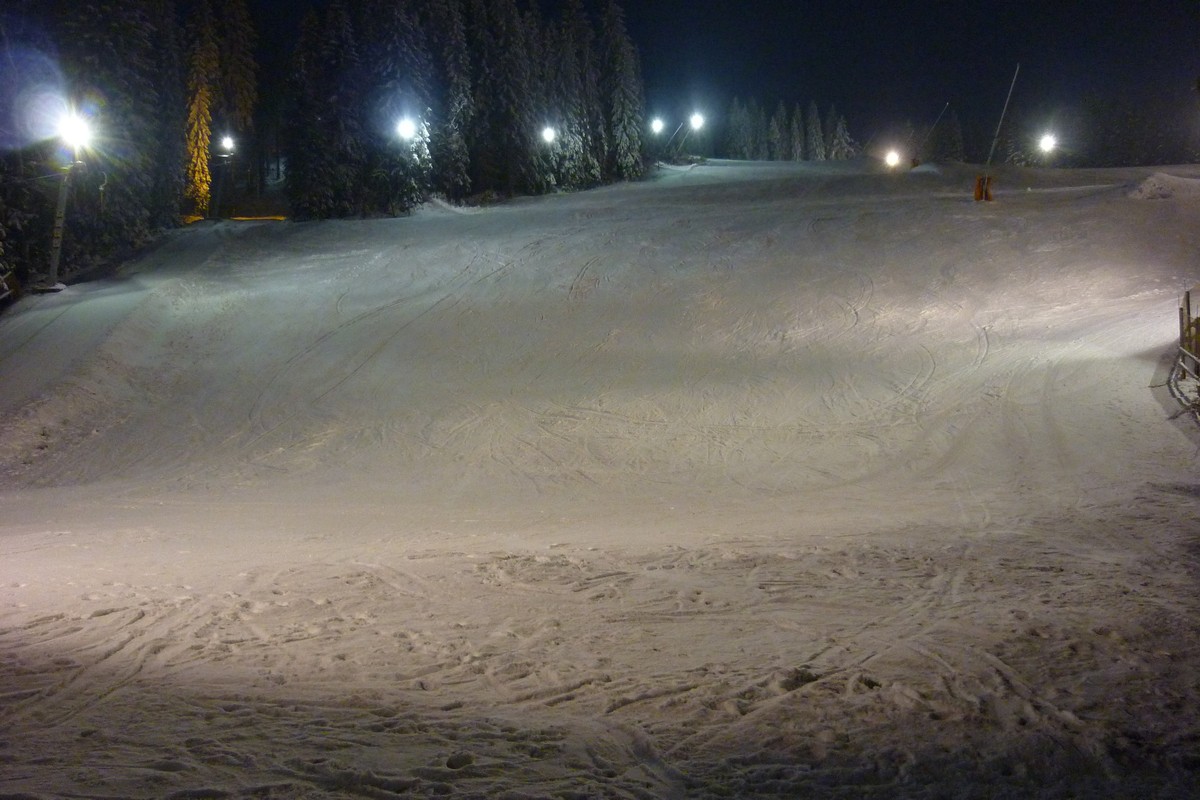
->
[396,118,418,140]
[651,117,664,134]
[221,135,235,152]
[1039,133,1057,153]
[885,150,900,168]
[57,113,91,150]
[689,113,705,131]
[541,126,556,144]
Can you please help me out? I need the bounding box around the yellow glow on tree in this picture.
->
[186,83,213,215]
[186,0,219,216]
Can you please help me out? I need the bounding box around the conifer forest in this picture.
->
[0,0,653,287]
[2,0,1194,292]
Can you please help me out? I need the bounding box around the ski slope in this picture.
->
[1,159,1199,798]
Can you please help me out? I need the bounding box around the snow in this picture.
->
[2,158,1199,798]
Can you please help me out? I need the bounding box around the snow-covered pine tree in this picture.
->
[185,0,219,216]
[355,0,433,215]
[145,0,188,228]
[562,0,605,184]
[789,102,805,161]
[498,0,540,194]
[54,0,178,256]
[466,0,538,195]
[284,10,338,218]
[463,0,499,192]
[319,0,367,216]
[538,18,566,188]
[747,98,767,160]
[823,104,839,157]
[546,12,592,188]
[806,100,825,160]
[599,0,643,180]
[559,2,604,185]
[209,0,256,208]
[768,101,788,160]
[827,112,854,160]
[0,2,41,281]
[215,0,256,135]
[724,97,750,159]
[419,0,474,201]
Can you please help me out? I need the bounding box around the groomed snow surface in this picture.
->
[1,159,1199,798]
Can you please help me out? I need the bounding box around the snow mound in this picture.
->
[1128,172,1200,200]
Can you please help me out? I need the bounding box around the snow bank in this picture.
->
[1128,171,1200,199]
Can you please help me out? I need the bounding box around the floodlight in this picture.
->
[57,113,91,151]
[690,113,705,130]
[541,126,556,144]
[651,117,665,134]
[396,117,418,140]
[221,135,235,152]
[885,150,900,168]
[1039,133,1057,153]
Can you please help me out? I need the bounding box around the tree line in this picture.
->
[0,0,645,287]
[4,0,1195,292]
[282,0,646,218]
[722,98,858,162]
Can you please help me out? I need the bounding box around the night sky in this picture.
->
[624,0,1199,154]
[251,0,1200,157]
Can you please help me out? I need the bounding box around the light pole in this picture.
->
[212,135,235,219]
[43,113,92,292]
[648,117,666,161]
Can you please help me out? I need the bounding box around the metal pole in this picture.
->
[676,128,694,156]
[663,121,686,153]
[212,157,225,219]
[45,161,74,290]
[985,63,1020,169]
[916,102,950,157]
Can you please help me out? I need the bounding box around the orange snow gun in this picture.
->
[973,175,994,202]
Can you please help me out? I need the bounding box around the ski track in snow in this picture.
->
[1,161,1199,798]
